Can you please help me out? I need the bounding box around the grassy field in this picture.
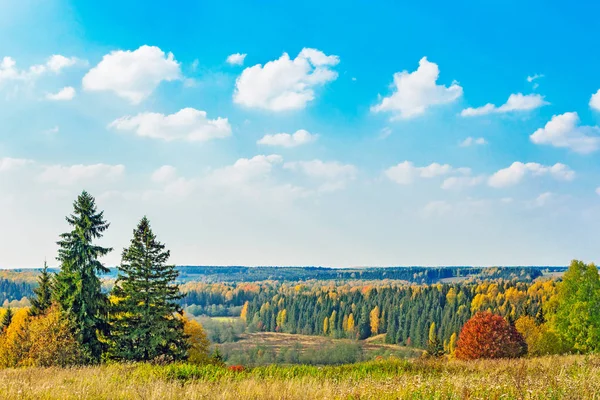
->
[218,332,423,364]
[0,355,597,399]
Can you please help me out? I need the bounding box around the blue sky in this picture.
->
[0,0,599,268]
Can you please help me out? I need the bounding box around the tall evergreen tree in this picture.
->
[30,261,53,317]
[109,216,187,362]
[53,191,112,361]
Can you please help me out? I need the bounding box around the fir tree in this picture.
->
[30,262,53,317]
[53,191,112,361]
[109,217,187,362]
[1,307,13,330]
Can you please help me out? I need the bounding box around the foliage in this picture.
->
[1,307,13,331]
[183,317,211,365]
[515,316,567,356]
[426,322,444,357]
[53,191,112,361]
[109,217,187,362]
[553,259,600,353]
[0,306,85,368]
[455,312,526,360]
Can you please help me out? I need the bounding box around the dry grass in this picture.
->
[220,332,423,358]
[0,355,598,399]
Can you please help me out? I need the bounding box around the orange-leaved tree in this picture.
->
[455,311,526,360]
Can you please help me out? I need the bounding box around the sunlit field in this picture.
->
[0,355,598,400]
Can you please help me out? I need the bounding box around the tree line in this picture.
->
[239,261,600,356]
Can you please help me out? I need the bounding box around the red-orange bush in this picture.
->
[455,312,526,360]
[228,365,245,373]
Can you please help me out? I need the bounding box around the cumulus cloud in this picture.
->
[461,93,548,117]
[384,161,469,185]
[151,165,177,183]
[589,89,600,112]
[226,53,247,65]
[530,112,600,154]
[109,108,231,142]
[488,162,574,188]
[82,45,181,104]
[257,129,317,148]
[0,55,83,84]
[371,57,463,119]
[207,155,283,185]
[233,48,339,111]
[459,137,487,147]
[46,86,75,101]
[38,163,125,186]
[45,55,85,73]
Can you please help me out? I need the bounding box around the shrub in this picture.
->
[455,312,526,360]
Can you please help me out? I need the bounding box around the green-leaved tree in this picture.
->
[53,191,112,361]
[29,262,53,317]
[553,259,600,353]
[108,216,187,362]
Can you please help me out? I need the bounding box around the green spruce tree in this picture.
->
[109,216,187,362]
[1,306,13,330]
[53,191,112,361]
[29,261,53,317]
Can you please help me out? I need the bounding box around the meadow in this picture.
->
[0,355,597,399]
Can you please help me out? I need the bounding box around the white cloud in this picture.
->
[226,53,247,66]
[385,161,468,185]
[284,159,357,192]
[530,112,600,154]
[38,164,125,186]
[459,137,487,147]
[233,48,339,111]
[151,165,177,183]
[257,129,317,148]
[379,127,392,139]
[461,93,548,117]
[207,155,283,185]
[527,74,544,83]
[43,126,59,134]
[596,187,600,196]
[488,162,574,188]
[109,108,231,142]
[590,89,600,112]
[441,175,485,190]
[0,158,32,172]
[46,55,84,73]
[0,55,83,85]
[82,45,181,104]
[532,192,553,207]
[45,86,75,101]
[371,57,463,119]
[284,160,357,180]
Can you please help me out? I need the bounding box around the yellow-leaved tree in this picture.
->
[183,317,211,365]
